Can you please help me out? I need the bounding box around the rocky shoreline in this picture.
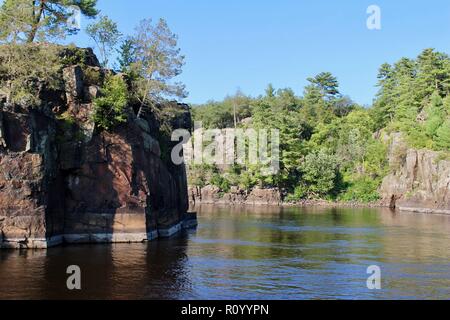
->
[189,183,450,215]
[188,133,450,215]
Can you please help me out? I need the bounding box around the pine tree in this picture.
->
[435,119,450,150]
[0,0,98,43]
[424,91,445,139]
[117,39,137,72]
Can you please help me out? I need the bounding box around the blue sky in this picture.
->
[66,0,450,105]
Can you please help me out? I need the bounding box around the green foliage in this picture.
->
[117,38,137,73]
[210,174,231,193]
[130,18,187,108]
[338,177,381,203]
[190,71,389,203]
[59,45,88,67]
[374,49,450,152]
[298,150,339,199]
[0,44,62,105]
[306,72,340,101]
[424,92,445,138]
[435,119,450,150]
[86,15,122,67]
[83,66,102,86]
[0,0,98,43]
[93,75,129,131]
[192,91,252,129]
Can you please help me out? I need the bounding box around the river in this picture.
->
[1,205,450,300]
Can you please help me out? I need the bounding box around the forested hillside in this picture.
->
[190,49,450,203]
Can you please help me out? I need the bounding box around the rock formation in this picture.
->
[189,185,282,207]
[380,133,450,214]
[0,47,195,249]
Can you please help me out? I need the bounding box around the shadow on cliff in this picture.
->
[57,117,120,242]
[127,103,191,236]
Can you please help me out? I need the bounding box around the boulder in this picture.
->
[63,65,84,104]
[247,187,281,206]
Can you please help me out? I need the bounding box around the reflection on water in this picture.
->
[1,205,450,300]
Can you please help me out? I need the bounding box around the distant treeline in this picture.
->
[190,49,450,202]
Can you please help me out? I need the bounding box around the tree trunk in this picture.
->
[27,1,45,43]
[233,102,237,129]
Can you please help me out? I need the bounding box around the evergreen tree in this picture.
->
[435,119,450,150]
[130,18,187,114]
[424,91,445,139]
[117,38,137,72]
[0,0,98,43]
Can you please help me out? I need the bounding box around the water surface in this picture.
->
[1,205,450,300]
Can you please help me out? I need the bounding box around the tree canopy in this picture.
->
[0,0,98,43]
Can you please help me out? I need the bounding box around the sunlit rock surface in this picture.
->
[0,47,194,249]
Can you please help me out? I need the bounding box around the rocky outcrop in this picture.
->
[380,134,450,214]
[189,185,281,207]
[0,47,195,249]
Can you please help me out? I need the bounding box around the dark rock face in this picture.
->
[380,134,450,214]
[0,48,193,249]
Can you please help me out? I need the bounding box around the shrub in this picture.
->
[60,45,87,67]
[0,44,62,105]
[92,75,128,131]
[285,185,308,202]
[210,173,231,193]
[338,177,381,203]
[83,67,102,86]
[299,150,339,199]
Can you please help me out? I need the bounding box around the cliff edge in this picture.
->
[380,133,450,214]
[0,46,194,249]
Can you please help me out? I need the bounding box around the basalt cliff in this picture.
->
[0,47,195,249]
[380,133,450,214]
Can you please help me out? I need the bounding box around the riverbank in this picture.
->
[3,205,450,299]
[189,185,384,207]
[188,185,450,215]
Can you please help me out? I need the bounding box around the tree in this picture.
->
[265,83,275,98]
[424,91,445,139]
[306,72,340,101]
[0,44,61,105]
[117,38,137,72]
[0,0,98,43]
[416,49,450,99]
[86,15,122,67]
[299,150,339,199]
[434,96,450,150]
[435,119,450,150]
[373,63,396,128]
[131,18,187,116]
[92,75,129,131]
[0,0,33,43]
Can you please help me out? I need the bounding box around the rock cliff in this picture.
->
[188,185,282,207]
[0,47,194,249]
[380,133,450,214]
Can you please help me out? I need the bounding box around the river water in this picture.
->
[1,205,450,300]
